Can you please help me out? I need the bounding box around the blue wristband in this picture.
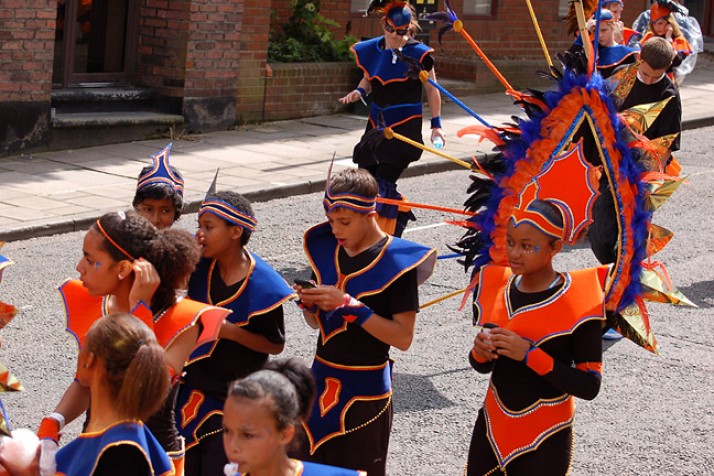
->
[430,116,442,129]
[356,87,366,97]
[330,294,374,327]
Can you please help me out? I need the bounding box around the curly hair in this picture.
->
[92,212,200,312]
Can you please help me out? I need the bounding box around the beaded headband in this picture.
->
[136,143,184,196]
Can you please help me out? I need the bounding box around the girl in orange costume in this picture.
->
[640,2,692,84]
[466,199,606,475]
[37,212,229,476]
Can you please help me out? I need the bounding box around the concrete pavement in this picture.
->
[1,55,713,242]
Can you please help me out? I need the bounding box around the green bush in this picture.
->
[268,0,357,63]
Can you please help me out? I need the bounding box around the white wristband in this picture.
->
[48,412,66,431]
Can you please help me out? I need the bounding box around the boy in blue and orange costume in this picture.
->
[340,0,444,237]
[294,168,437,476]
[603,0,641,46]
[133,143,185,230]
[568,9,639,78]
[466,171,607,475]
[175,189,294,476]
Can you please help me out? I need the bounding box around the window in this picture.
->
[351,0,366,14]
[558,0,570,18]
[463,0,494,16]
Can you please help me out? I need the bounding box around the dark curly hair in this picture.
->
[92,212,200,312]
[132,165,185,222]
[205,191,255,246]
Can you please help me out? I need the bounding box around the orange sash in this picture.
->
[484,383,575,468]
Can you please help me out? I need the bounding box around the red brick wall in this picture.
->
[262,62,356,121]
[0,0,55,153]
[136,0,190,96]
[0,0,55,102]
[235,0,272,122]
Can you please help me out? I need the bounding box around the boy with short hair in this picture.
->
[175,190,294,476]
[619,36,681,157]
[132,143,185,229]
[295,168,437,476]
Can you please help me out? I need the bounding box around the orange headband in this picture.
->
[95,219,135,261]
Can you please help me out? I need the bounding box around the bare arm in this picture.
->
[219,321,284,355]
[339,73,371,104]
[163,325,199,375]
[425,68,445,144]
[52,380,90,428]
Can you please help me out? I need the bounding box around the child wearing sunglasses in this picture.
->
[339,0,445,237]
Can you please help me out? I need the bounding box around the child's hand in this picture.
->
[665,23,673,40]
[128,258,160,309]
[489,327,531,361]
[471,330,497,362]
[298,286,344,312]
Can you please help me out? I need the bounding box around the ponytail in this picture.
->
[85,314,170,421]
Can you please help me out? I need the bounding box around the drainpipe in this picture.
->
[262,63,273,122]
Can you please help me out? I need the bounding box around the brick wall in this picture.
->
[262,62,357,121]
[0,0,55,153]
[234,0,272,123]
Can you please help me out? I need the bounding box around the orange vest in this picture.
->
[59,279,228,351]
[473,265,607,468]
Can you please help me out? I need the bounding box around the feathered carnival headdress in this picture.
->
[198,170,258,232]
[0,243,24,437]
[413,1,695,353]
[136,143,185,197]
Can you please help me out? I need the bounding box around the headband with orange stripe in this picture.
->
[136,143,184,196]
[509,181,565,240]
[95,218,136,261]
[323,188,377,214]
[199,199,258,231]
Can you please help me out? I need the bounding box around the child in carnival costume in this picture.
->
[175,179,294,476]
[294,167,437,476]
[133,143,185,230]
[341,0,445,237]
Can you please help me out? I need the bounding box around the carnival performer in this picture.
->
[55,314,173,476]
[133,143,185,229]
[466,197,606,475]
[294,168,436,476]
[569,9,639,78]
[603,0,641,46]
[37,212,230,476]
[339,0,444,237]
[175,190,294,476]
[223,359,366,476]
[590,37,682,265]
[640,1,692,83]
[633,0,702,84]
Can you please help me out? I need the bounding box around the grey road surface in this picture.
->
[1,126,713,475]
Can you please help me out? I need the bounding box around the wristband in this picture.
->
[330,294,373,326]
[430,116,442,129]
[38,413,65,442]
[356,87,366,97]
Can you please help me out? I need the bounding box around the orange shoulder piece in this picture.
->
[153,298,230,349]
[59,279,104,350]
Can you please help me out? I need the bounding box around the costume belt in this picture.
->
[369,102,422,128]
[303,357,392,453]
[483,382,574,469]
